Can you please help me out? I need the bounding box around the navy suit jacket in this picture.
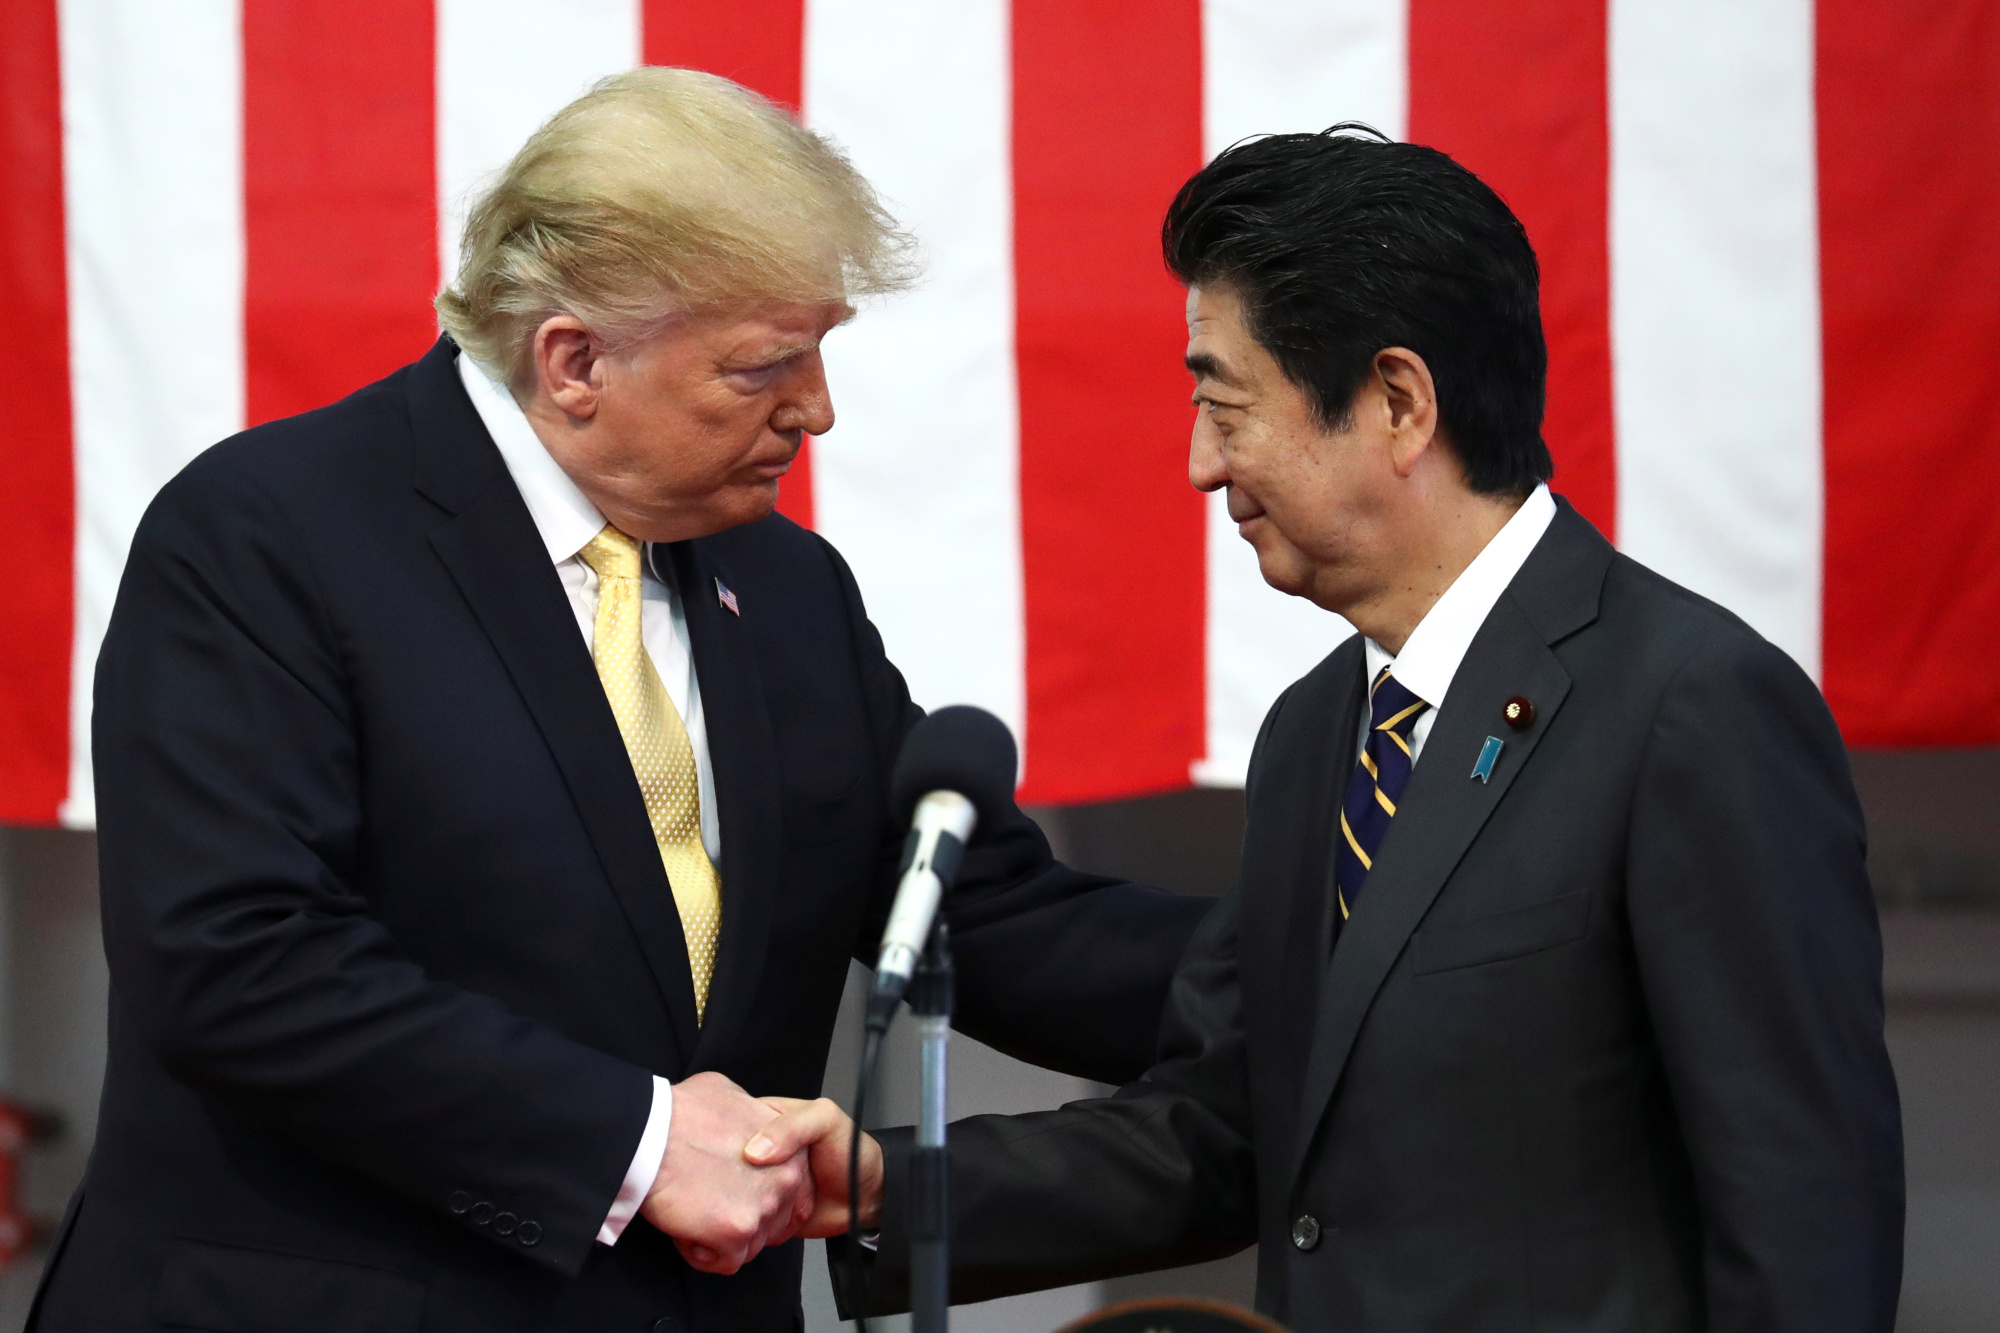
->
[30,337,1209,1333]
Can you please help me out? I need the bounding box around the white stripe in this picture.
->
[1192,0,1402,785]
[804,0,1026,748]
[58,0,245,826]
[1610,0,1823,678]
[1202,0,1407,151]
[435,0,640,289]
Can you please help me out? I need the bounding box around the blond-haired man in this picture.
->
[30,70,1207,1333]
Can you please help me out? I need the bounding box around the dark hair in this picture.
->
[1162,124,1552,498]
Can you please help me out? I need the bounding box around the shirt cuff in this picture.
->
[599,1075,673,1246]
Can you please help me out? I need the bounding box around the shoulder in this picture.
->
[1593,554,1840,764]
[150,367,416,533]
[106,391,419,671]
[1598,553,1813,691]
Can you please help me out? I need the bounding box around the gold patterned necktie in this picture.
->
[577,525,722,1022]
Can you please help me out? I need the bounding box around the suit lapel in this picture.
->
[669,542,784,1069]
[411,340,702,1061]
[1250,644,1367,1099]
[1286,505,1612,1189]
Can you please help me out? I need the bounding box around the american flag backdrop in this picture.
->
[2,0,1997,828]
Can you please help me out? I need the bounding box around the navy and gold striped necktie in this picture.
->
[1334,668,1431,934]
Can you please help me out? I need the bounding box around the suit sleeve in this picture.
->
[819,536,1213,1085]
[1626,632,1904,1333]
[92,459,653,1277]
[860,879,1260,1312]
[836,683,1304,1317]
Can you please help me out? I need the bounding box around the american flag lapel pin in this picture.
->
[715,577,740,616]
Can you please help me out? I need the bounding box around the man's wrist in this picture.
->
[598,1075,673,1245]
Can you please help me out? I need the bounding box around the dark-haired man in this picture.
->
[757,128,1904,1332]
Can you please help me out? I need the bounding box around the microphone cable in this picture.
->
[848,1024,884,1333]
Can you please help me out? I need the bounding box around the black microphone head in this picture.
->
[890,705,1019,828]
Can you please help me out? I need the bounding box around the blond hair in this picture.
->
[437,67,915,386]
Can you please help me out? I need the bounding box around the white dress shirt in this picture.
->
[458,353,705,1246]
[1359,483,1558,764]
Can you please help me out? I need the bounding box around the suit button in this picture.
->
[470,1202,495,1226]
[494,1211,518,1236]
[518,1221,541,1246]
[447,1191,471,1215]
[1291,1214,1322,1252]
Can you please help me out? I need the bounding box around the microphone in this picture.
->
[866,706,1019,1032]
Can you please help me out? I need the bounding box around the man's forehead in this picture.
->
[762,300,852,336]
[1184,286,1235,346]
[716,301,850,352]
[1184,285,1253,387]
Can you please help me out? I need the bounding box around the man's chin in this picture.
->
[730,480,784,529]
[1242,530,1302,593]
[1252,547,1318,602]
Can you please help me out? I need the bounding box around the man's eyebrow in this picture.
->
[1185,350,1241,388]
[736,338,818,366]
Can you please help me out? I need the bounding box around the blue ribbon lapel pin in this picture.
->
[1471,735,1504,783]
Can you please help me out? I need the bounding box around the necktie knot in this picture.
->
[1368,668,1430,739]
[578,524,643,583]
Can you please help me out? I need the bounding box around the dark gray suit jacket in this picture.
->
[868,502,1903,1332]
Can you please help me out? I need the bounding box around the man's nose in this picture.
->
[1188,419,1228,494]
[776,354,835,437]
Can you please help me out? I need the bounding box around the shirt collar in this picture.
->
[456,352,607,565]
[1364,483,1558,709]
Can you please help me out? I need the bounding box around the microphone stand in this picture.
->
[907,921,953,1333]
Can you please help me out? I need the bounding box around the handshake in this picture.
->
[642,1072,886,1274]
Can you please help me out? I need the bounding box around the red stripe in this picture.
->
[0,0,75,824]
[1013,0,1206,804]
[641,0,812,527]
[774,436,813,530]
[641,0,805,113]
[1407,0,1615,537]
[1818,0,2000,745]
[243,0,436,428]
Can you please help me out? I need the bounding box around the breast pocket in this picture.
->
[154,1239,426,1333]
[1413,890,1592,976]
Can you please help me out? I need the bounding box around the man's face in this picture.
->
[537,300,849,543]
[1186,284,1396,613]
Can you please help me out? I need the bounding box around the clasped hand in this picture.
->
[641,1072,882,1274]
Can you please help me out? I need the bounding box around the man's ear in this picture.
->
[1375,347,1440,479]
[532,315,603,420]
